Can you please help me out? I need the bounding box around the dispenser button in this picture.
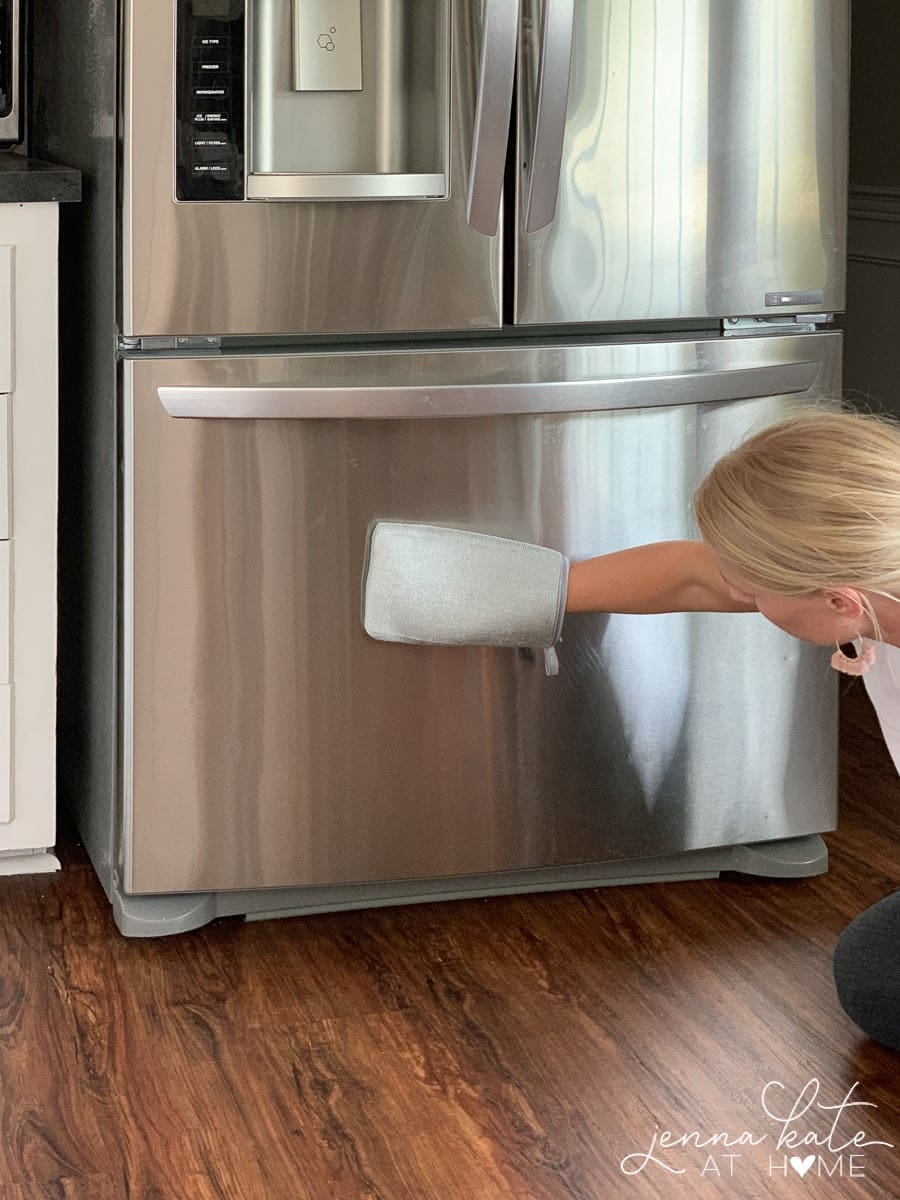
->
[194,85,229,100]
[193,134,230,152]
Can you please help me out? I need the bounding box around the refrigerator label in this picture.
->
[765,291,825,307]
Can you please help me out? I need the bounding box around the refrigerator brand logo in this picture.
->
[765,290,825,307]
[317,26,337,51]
[619,1079,893,1181]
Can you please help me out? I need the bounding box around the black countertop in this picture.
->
[0,154,81,204]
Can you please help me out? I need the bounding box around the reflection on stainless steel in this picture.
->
[515,0,849,323]
[124,0,494,335]
[467,0,519,235]
[122,335,840,894]
[521,0,574,233]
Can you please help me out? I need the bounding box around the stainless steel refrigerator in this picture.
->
[32,0,849,936]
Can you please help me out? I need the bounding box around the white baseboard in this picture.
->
[0,850,60,875]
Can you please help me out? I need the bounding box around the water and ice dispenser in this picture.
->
[177,0,450,202]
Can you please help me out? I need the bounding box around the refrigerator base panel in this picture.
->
[108,834,829,938]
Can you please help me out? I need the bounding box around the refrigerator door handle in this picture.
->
[158,361,819,420]
[467,0,520,236]
[522,0,575,234]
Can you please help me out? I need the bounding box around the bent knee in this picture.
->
[832,892,900,1052]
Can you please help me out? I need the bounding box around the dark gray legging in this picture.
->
[832,889,900,1052]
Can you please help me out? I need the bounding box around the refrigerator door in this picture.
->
[121,333,840,895]
[122,0,505,337]
[514,0,850,326]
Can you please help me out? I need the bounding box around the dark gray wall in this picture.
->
[848,0,900,189]
[842,0,900,417]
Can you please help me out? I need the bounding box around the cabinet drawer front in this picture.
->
[0,541,9,685]
[0,247,13,395]
[0,683,10,823]
[0,396,9,539]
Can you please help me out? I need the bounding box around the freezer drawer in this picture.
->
[121,334,840,894]
[515,0,850,325]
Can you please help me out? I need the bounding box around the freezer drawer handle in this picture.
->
[523,0,575,233]
[157,361,819,420]
[467,0,520,236]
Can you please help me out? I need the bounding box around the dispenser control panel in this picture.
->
[176,0,245,201]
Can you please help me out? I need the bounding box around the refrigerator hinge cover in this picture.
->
[117,335,223,353]
[723,314,834,337]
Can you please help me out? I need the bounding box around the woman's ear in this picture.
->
[823,587,867,620]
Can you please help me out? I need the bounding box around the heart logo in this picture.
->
[790,1155,816,1178]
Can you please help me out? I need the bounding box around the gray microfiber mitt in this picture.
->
[362,521,568,674]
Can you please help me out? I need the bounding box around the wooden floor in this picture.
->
[0,683,897,1199]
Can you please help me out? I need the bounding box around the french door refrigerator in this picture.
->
[32,0,849,935]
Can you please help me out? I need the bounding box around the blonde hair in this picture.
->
[693,404,900,642]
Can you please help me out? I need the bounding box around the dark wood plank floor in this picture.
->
[0,681,897,1198]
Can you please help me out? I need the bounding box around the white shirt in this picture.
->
[859,638,900,776]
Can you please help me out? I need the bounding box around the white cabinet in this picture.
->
[0,204,60,875]
[0,395,10,540]
[0,537,11,824]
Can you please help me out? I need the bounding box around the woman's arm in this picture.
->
[565,540,757,614]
